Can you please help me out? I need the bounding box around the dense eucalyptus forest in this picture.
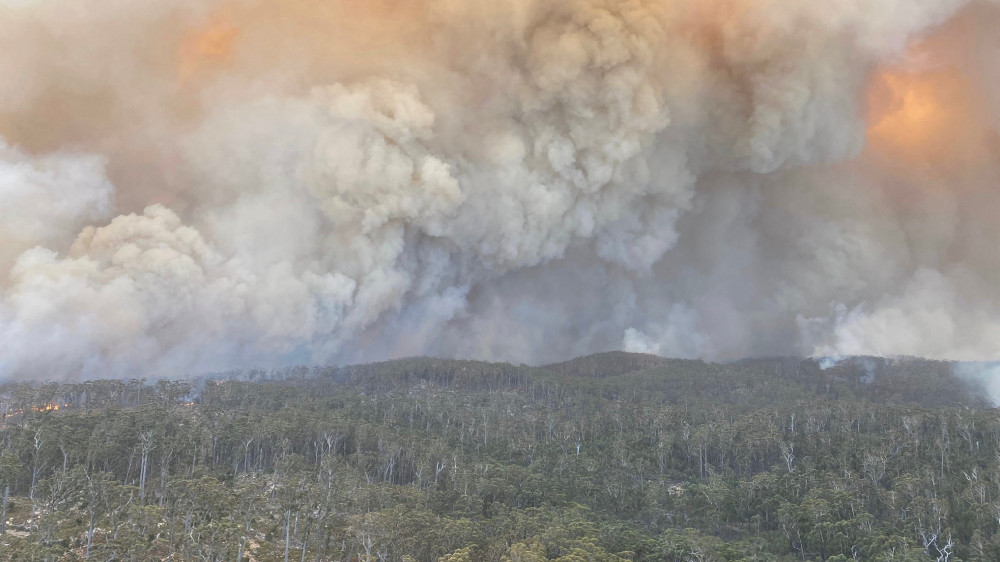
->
[0,353,997,561]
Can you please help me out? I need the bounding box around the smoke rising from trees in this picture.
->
[2,0,1000,377]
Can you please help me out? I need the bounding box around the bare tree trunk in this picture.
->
[139,431,154,503]
[168,511,175,558]
[29,429,44,541]
[139,451,148,502]
[238,517,251,562]
[284,509,292,562]
[85,510,95,560]
[0,484,7,535]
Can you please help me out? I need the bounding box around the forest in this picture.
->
[0,352,998,561]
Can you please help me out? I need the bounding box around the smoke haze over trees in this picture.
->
[3,0,1000,377]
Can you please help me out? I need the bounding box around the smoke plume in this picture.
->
[2,0,1000,378]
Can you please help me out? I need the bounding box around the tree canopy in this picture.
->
[0,354,995,561]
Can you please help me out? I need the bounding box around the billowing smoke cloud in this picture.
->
[2,0,1000,378]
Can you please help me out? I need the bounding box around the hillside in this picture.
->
[542,351,676,378]
[0,354,996,560]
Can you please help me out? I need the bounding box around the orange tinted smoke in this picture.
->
[178,15,240,86]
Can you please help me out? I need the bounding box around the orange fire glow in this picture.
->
[31,403,67,413]
[867,70,955,157]
[865,26,984,169]
[178,14,240,86]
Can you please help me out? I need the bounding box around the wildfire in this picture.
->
[5,403,72,416]
[32,403,67,412]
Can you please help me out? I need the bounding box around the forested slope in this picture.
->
[0,354,996,561]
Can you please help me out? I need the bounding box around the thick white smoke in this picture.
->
[1,0,1000,378]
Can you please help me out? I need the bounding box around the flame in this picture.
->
[178,13,240,87]
[31,403,66,412]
